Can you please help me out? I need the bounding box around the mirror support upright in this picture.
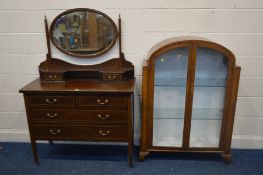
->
[118,14,124,59]
[44,16,51,64]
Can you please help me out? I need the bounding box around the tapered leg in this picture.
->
[48,140,54,145]
[127,95,134,167]
[30,139,39,164]
[128,140,133,167]
[222,153,232,164]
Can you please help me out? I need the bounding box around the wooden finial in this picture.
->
[44,15,52,62]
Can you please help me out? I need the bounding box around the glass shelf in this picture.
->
[154,108,223,120]
[154,78,226,87]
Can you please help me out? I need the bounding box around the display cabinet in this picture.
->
[19,8,134,167]
[139,37,240,163]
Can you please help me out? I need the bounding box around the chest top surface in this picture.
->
[19,78,135,94]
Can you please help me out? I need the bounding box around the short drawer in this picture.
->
[42,73,64,81]
[102,73,122,81]
[79,95,126,107]
[28,96,74,107]
[31,125,127,141]
[30,109,127,123]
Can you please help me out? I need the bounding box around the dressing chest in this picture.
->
[19,8,135,166]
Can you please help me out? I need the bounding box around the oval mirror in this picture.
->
[50,8,118,58]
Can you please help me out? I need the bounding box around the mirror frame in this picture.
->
[49,8,118,58]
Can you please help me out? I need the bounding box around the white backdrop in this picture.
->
[0,0,263,148]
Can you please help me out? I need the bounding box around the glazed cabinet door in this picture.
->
[140,38,239,162]
[189,46,228,148]
[151,45,190,147]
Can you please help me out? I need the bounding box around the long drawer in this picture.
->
[30,109,127,123]
[31,125,127,141]
[79,95,126,107]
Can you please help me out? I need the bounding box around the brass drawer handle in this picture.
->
[48,75,57,79]
[108,75,117,80]
[49,129,61,135]
[46,98,57,104]
[97,114,110,120]
[97,99,109,105]
[99,130,111,136]
[46,113,58,118]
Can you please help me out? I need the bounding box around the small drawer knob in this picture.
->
[46,98,57,104]
[46,113,58,118]
[49,129,61,135]
[97,99,109,105]
[99,130,111,136]
[97,114,110,120]
[48,75,57,79]
[108,75,117,80]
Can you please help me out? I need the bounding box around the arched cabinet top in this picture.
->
[148,36,236,67]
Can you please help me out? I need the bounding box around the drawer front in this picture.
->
[28,96,74,107]
[30,109,127,123]
[79,95,126,107]
[31,125,127,140]
[102,73,122,81]
[42,73,64,81]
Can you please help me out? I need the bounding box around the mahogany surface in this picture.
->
[20,78,135,93]
[20,78,135,166]
[39,58,134,82]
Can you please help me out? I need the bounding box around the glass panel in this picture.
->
[153,47,188,147]
[190,47,228,147]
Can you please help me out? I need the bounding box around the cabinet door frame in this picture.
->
[148,42,193,150]
[195,41,236,150]
[147,40,236,151]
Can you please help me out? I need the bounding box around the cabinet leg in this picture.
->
[31,139,39,164]
[222,153,232,164]
[139,151,149,161]
[48,140,54,145]
[128,142,133,167]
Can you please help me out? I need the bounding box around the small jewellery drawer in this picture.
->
[30,109,127,122]
[42,73,64,81]
[28,96,74,107]
[32,125,127,140]
[79,95,126,107]
[102,73,122,81]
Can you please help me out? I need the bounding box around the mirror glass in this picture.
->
[50,9,118,58]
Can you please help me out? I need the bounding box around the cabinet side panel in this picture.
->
[22,94,39,163]
[224,66,241,153]
[23,94,33,138]
[140,61,149,151]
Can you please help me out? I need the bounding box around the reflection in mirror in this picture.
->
[51,10,117,57]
